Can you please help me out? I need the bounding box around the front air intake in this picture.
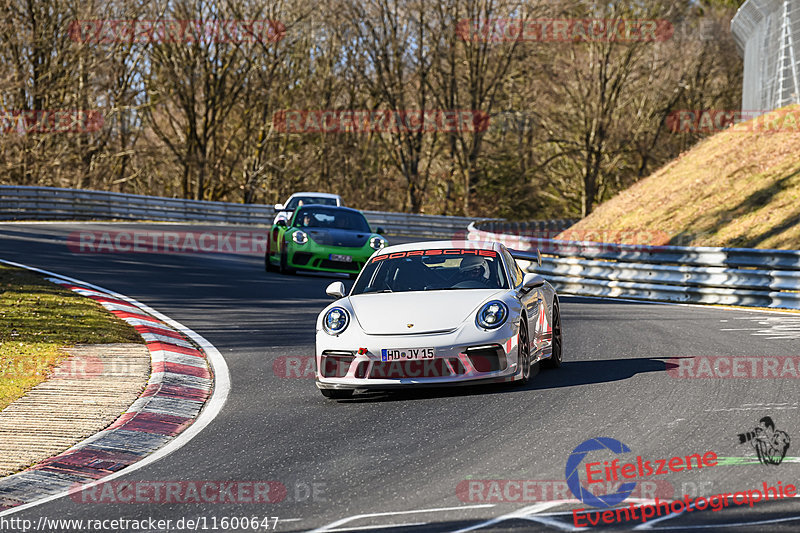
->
[465,345,505,372]
[321,351,355,378]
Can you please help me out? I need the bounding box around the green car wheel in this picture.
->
[280,250,295,275]
[265,251,278,272]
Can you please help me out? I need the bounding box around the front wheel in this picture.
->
[515,318,537,385]
[279,250,295,275]
[543,300,563,369]
[265,252,278,272]
[320,388,354,399]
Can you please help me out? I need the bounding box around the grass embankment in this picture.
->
[561,104,800,249]
[0,265,141,410]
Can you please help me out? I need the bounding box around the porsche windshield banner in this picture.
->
[371,249,497,262]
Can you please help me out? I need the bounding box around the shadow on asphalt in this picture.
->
[337,357,680,403]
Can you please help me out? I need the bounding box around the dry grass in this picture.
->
[0,266,141,410]
[560,104,800,249]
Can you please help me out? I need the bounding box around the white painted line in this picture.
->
[509,504,800,532]
[448,498,661,533]
[644,514,800,529]
[150,349,208,368]
[0,258,231,517]
[633,494,800,530]
[307,504,495,533]
[324,522,426,532]
[705,406,800,412]
[147,371,212,388]
[517,515,581,531]
[449,501,564,533]
[138,332,195,348]
[97,301,148,315]
[121,316,171,329]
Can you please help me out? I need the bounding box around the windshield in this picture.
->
[293,207,370,232]
[352,249,508,294]
[285,196,339,209]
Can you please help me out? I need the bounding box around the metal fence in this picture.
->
[732,0,800,113]
[468,222,800,309]
[5,186,796,308]
[0,185,498,238]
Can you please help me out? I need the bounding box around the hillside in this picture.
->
[559,105,800,249]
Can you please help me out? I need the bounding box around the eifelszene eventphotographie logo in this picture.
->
[565,437,718,508]
[566,437,637,508]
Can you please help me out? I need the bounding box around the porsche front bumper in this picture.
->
[315,323,522,391]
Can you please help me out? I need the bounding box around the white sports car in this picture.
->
[315,240,562,399]
[273,192,343,225]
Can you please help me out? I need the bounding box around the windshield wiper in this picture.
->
[359,288,393,294]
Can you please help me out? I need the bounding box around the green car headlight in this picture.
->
[293,231,308,244]
[370,236,386,250]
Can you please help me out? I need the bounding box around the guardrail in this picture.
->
[468,222,800,310]
[0,185,500,238]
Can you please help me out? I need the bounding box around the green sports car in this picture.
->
[265,205,388,276]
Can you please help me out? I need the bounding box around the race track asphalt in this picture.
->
[1,223,798,532]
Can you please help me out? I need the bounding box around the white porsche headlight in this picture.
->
[370,236,386,250]
[323,307,349,335]
[293,231,308,244]
[477,300,508,329]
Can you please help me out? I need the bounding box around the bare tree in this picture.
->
[338,0,440,212]
[535,1,687,216]
[0,0,745,218]
[426,0,544,216]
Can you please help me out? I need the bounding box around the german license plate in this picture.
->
[381,347,435,361]
[330,254,352,262]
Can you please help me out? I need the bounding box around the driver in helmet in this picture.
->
[459,256,491,286]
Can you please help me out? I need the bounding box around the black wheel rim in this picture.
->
[552,304,562,364]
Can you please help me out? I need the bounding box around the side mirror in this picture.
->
[326,281,346,299]
[275,219,287,227]
[522,273,545,290]
[274,203,285,211]
[376,227,386,235]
